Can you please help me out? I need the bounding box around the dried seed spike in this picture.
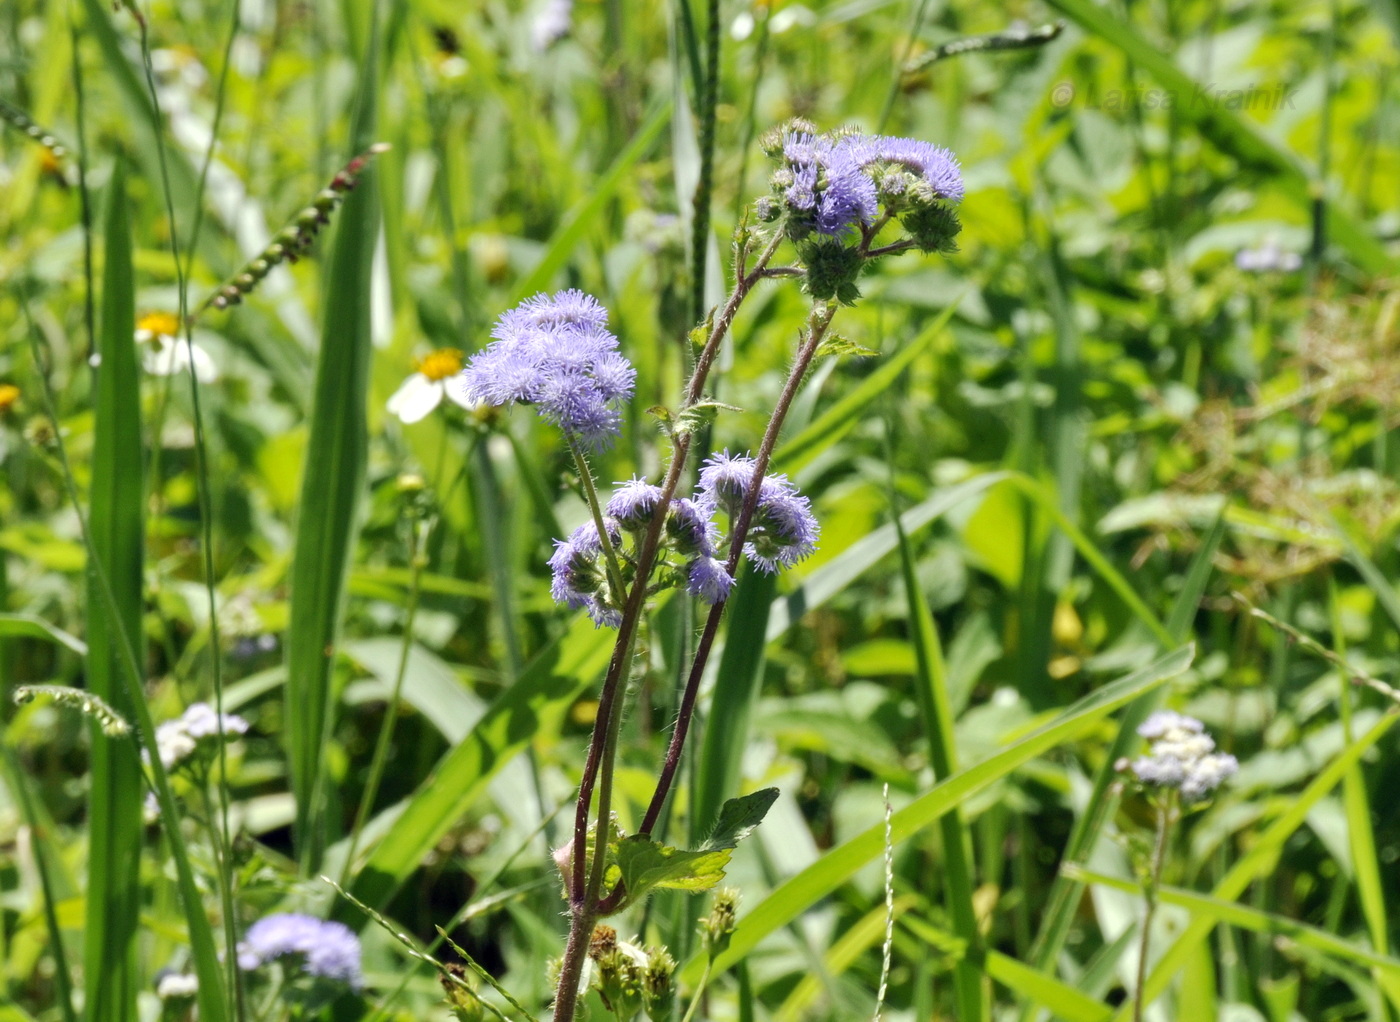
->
[196,142,391,317]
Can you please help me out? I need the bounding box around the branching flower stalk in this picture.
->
[455,122,966,1018]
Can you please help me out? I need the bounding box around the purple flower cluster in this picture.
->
[549,481,736,627]
[237,913,363,989]
[769,128,963,236]
[697,451,820,574]
[460,290,636,450]
[548,518,625,628]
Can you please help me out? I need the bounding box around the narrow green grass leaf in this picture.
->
[981,950,1113,1022]
[511,100,672,300]
[339,615,613,917]
[83,163,145,1022]
[774,300,960,475]
[1046,0,1393,274]
[284,51,380,866]
[1329,581,1399,1011]
[2,749,78,1022]
[0,614,87,655]
[683,645,1193,982]
[895,512,985,1021]
[1115,711,1399,1019]
[1070,866,1400,985]
[690,566,776,844]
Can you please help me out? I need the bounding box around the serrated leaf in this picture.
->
[815,334,880,359]
[702,787,779,851]
[614,835,731,902]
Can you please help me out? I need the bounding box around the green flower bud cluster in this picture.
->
[205,143,390,312]
[699,887,740,959]
[587,926,677,1022]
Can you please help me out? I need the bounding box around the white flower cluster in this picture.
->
[147,702,250,771]
[1130,710,1238,801]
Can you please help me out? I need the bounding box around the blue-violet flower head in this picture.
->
[237,914,363,989]
[460,290,635,450]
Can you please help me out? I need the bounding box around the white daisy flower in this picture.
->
[386,347,474,424]
[135,312,219,384]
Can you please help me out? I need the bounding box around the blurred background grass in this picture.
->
[4,0,1400,1018]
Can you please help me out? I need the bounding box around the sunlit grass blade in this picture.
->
[1068,865,1400,988]
[1115,711,1398,1020]
[895,511,985,1021]
[0,614,87,655]
[1046,0,1394,275]
[773,897,913,1021]
[682,645,1193,982]
[689,566,777,844]
[1329,580,1399,1010]
[338,615,614,917]
[83,163,145,1022]
[284,39,381,869]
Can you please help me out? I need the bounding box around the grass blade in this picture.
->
[83,163,145,1022]
[683,645,1194,982]
[510,100,671,300]
[895,510,985,1021]
[689,566,777,844]
[283,39,381,868]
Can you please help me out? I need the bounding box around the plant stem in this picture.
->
[632,301,835,843]
[677,958,715,1022]
[568,438,629,601]
[551,229,783,1021]
[1133,797,1173,1022]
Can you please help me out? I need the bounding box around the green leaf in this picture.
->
[896,506,985,1021]
[84,162,145,1022]
[614,835,732,900]
[674,399,742,438]
[0,613,87,655]
[680,645,1194,983]
[283,40,380,866]
[701,787,779,851]
[814,333,880,359]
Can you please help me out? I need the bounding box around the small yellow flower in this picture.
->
[0,383,20,414]
[387,348,473,423]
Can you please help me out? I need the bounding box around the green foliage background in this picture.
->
[3,0,1400,1018]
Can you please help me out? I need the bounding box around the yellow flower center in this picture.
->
[0,383,20,413]
[417,348,464,382]
[137,312,181,339]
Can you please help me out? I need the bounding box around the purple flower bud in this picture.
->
[606,477,666,528]
[687,556,735,603]
[237,914,363,989]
